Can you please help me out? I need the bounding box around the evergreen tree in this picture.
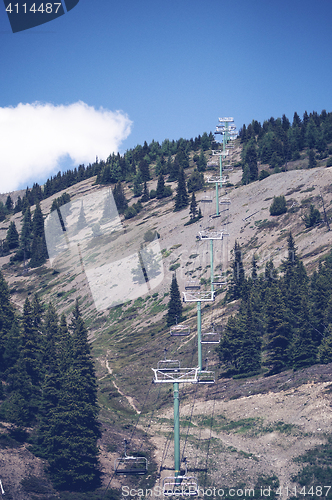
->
[166,273,183,326]
[269,195,287,216]
[290,295,317,369]
[303,204,321,228]
[265,284,291,374]
[5,221,19,250]
[0,270,15,375]
[218,315,242,371]
[197,150,207,172]
[156,173,166,199]
[112,182,128,214]
[141,181,150,202]
[318,325,332,364]
[14,195,22,213]
[168,156,180,182]
[174,168,189,212]
[308,149,317,169]
[38,301,101,490]
[12,206,33,263]
[242,139,258,183]
[5,195,13,212]
[189,192,198,219]
[30,203,48,267]
[228,241,246,300]
[133,173,143,197]
[236,298,261,375]
[138,158,150,182]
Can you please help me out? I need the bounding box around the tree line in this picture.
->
[240,109,332,184]
[0,132,214,220]
[0,278,100,491]
[219,233,332,377]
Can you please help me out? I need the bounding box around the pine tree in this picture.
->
[112,182,128,214]
[156,173,166,199]
[174,168,189,212]
[141,181,150,202]
[318,325,332,364]
[30,203,48,267]
[133,173,143,197]
[228,241,246,300]
[189,192,198,220]
[197,150,207,172]
[218,315,242,371]
[21,205,32,257]
[166,273,183,326]
[290,295,317,370]
[45,300,101,490]
[236,298,261,375]
[138,158,150,182]
[0,270,15,375]
[265,284,291,374]
[5,195,13,212]
[6,221,19,249]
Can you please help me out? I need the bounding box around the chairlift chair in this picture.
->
[196,370,215,384]
[170,324,191,336]
[185,278,201,291]
[201,323,221,344]
[163,475,199,497]
[163,460,199,497]
[114,440,148,475]
[212,275,227,287]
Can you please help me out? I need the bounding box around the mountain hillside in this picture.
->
[1,139,332,499]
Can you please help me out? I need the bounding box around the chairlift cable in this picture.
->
[137,382,162,454]
[202,388,217,489]
[180,382,198,463]
[127,379,154,448]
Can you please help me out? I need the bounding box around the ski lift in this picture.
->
[170,317,191,336]
[212,275,227,287]
[196,370,215,384]
[201,323,220,344]
[185,278,201,291]
[114,440,148,475]
[152,363,198,383]
[163,460,198,496]
[219,197,231,205]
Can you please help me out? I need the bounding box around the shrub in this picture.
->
[124,206,137,219]
[269,195,287,216]
[187,170,204,193]
[259,169,270,181]
[303,204,321,228]
[149,189,157,199]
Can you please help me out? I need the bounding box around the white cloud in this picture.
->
[0,101,133,193]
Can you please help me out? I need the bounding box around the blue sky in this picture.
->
[1,0,332,192]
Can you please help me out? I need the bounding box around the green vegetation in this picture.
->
[269,195,287,216]
[219,232,332,376]
[0,287,101,492]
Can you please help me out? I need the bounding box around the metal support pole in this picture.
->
[197,301,202,371]
[173,382,180,479]
[219,148,223,189]
[210,239,214,294]
[216,182,219,216]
